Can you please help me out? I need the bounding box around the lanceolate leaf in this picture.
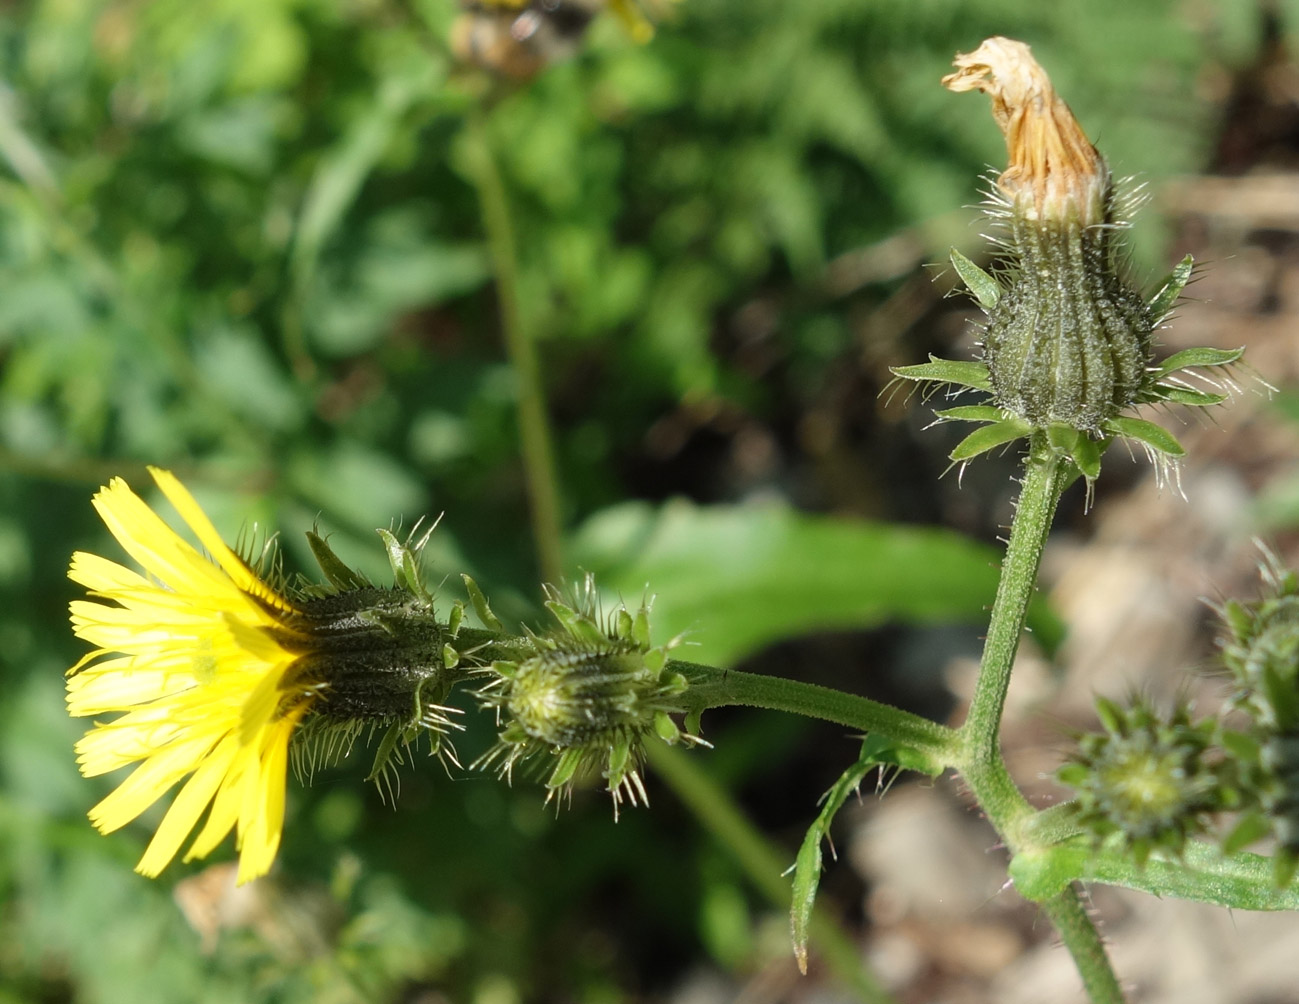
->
[791,736,898,974]
[1147,386,1228,407]
[1147,253,1194,321]
[933,405,1006,423]
[1151,345,1244,378]
[1104,416,1186,457]
[890,357,992,392]
[949,419,1033,461]
[950,248,1001,310]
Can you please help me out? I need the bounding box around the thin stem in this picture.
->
[464,106,565,584]
[1040,889,1126,1004]
[961,431,1066,774]
[645,743,897,1004]
[673,661,960,769]
[953,432,1125,1001]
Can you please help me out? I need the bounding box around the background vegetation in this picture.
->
[0,1,1282,1001]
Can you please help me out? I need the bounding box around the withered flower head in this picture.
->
[943,37,1108,225]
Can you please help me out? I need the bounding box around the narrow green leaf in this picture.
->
[933,405,1005,423]
[791,736,895,973]
[949,248,1001,310]
[462,574,504,632]
[890,356,992,392]
[1147,254,1194,320]
[949,419,1033,461]
[1010,837,1299,909]
[1152,345,1245,378]
[1103,417,1186,457]
[306,530,369,591]
[377,527,431,603]
[1147,385,1228,407]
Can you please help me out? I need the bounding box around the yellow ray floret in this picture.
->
[67,467,315,884]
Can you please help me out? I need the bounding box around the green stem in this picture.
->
[465,106,565,584]
[673,661,959,770]
[645,743,897,1003]
[1039,890,1126,1004]
[953,432,1125,1001]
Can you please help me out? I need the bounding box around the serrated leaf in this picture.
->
[1147,253,1194,320]
[949,248,1001,310]
[1152,345,1245,378]
[933,405,1005,423]
[890,356,992,392]
[949,419,1033,461]
[791,736,896,973]
[1104,417,1186,457]
[569,499,1063,667]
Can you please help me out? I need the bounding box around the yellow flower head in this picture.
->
[67,468,316,884]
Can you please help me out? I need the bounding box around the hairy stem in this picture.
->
[954,432,1125,1001]
[673,660,960,770]
[465,106,565,584]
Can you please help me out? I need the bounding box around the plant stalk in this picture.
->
[465,106,565,584]
[954,432,1125,1001]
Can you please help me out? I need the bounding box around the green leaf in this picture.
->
[306,530,369,591]
[890,357,992,392]
[791,736,895,973]
[1147,253,1194,320]
[949,248,1001,310]
[949,419,1033,461]
[1010,838,1299,910]
[1103,417,1186,457]
[1152,345,1245,378]
[1146,385,1228,407]
[569,499,1063,667]
[933,405,1005,423]
[1070,434,1104,482]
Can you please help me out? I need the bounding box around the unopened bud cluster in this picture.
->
[1058,550,1299,885]
[1057,698,1229,866]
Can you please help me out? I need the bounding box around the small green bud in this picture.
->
[475,574,704,811]
[1058,698,1227,865]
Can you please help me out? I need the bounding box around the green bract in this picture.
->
[891,250,1243,486]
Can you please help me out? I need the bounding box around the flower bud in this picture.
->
[476,575,701,810]
[1057,698,1226,865]
[943,38,1152,432]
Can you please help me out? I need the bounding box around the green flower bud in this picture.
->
[1057,698,1227,865]
[476,575,703,811]
[943,38,1152,432]
[284,528,471,792]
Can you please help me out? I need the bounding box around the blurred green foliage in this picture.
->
[0,0,1266,1000]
